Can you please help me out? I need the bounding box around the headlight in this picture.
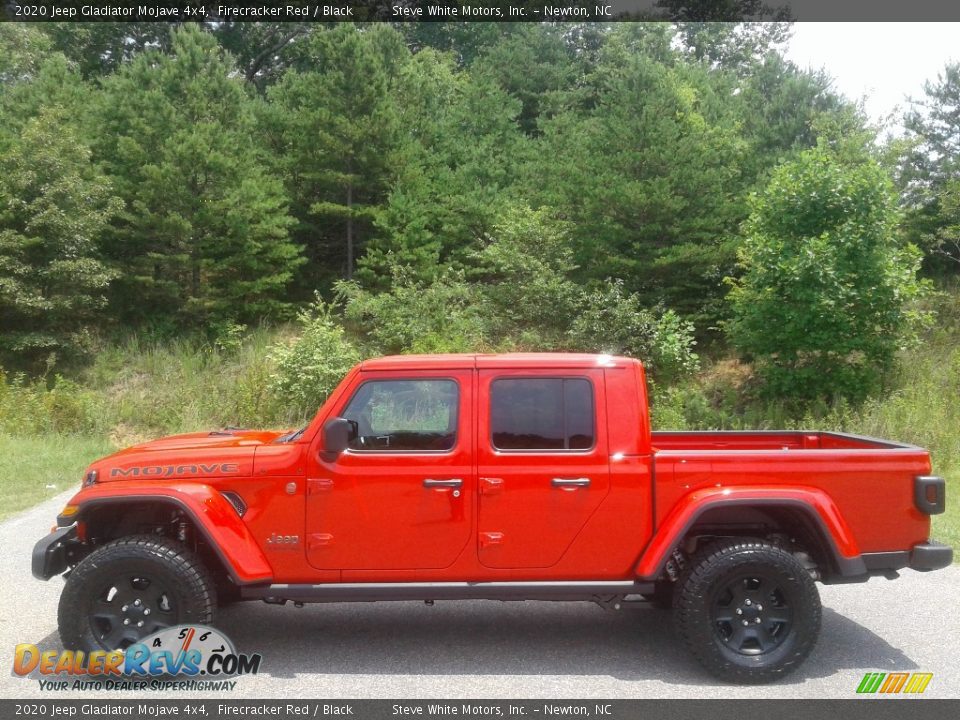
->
[83,470,98,487]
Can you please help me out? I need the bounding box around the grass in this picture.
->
[81,325,298,442]
[0,434,114,522]
[0,325,305,524]
[835,343,960,552]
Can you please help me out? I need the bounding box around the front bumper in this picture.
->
[31,525,77,580]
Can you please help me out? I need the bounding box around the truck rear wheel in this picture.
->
[674,539,821,683]
[58,535,216,652]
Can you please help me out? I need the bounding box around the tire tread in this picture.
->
[58,535,216,652]
[674,538,821,684]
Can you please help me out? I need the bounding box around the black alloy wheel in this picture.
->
[88,571,179,649]
[710,572,793,655]
[674,538,821,683]
[58,535,216,653]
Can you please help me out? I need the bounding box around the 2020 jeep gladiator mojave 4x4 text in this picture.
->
[33,354,952,682]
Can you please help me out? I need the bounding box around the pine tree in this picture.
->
[735,54,850,182]
[532,29,747,327]
[0,23,55,86]
[263,25,407,289]
[94,26,301,325]
[901,63,960,270]
[0,108,120,368]
[356,48,527,290]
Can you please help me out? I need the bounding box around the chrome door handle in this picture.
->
[423,478,463,488]
[551,477,591,488]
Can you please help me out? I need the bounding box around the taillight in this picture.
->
[915,476,946,515]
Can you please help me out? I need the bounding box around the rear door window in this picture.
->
[490,378,594,451]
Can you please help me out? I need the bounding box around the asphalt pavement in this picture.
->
[2,491,958,699]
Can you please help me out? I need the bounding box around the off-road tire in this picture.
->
[674,538,821,683]
[58,535,216,652]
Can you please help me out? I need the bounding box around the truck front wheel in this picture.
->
[674,539,821,683]
[58,535,216,652]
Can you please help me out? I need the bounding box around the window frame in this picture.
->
[488,375,597,454]
[337,376,462,455]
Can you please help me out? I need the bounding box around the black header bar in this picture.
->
[3,0,960,22]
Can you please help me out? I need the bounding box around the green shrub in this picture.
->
[0,370,104,435]
[568,280,699,385]
[209,321,248,355]
[268,302,362,420]
[337,269,492,355]
[728,145,930,404]
[339,206,700,381]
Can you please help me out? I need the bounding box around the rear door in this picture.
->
[476,370,610,569]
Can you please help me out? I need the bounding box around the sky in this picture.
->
[784,23,959,134]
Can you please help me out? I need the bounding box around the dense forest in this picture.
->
[1,21,959,410]
[2,21,960,543]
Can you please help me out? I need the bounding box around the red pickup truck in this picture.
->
[33,353,951,682]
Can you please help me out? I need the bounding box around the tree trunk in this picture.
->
[346,182,354,280]
[191,244,200,299]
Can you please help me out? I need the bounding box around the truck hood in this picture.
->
[88,429,287,483]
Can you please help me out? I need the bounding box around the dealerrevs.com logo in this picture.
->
[13,625,261,692]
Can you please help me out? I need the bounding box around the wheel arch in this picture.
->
[68,487,273,586]
[636,487,867,582]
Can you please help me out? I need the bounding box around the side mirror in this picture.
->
[322,417,353,457]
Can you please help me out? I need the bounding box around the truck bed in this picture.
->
[651,430,919,452]
[650,430,931,554]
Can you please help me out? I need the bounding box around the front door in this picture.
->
[306,370,473,571]
[476,370,610,569]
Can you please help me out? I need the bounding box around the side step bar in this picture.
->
[241,580,656,604]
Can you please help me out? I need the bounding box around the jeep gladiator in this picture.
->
[32,353,952,682]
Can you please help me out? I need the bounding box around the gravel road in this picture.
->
[2,491,957,699]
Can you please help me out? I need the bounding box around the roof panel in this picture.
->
[360,353,634,372]
[475,353,631,369]
[361,354,477,371]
